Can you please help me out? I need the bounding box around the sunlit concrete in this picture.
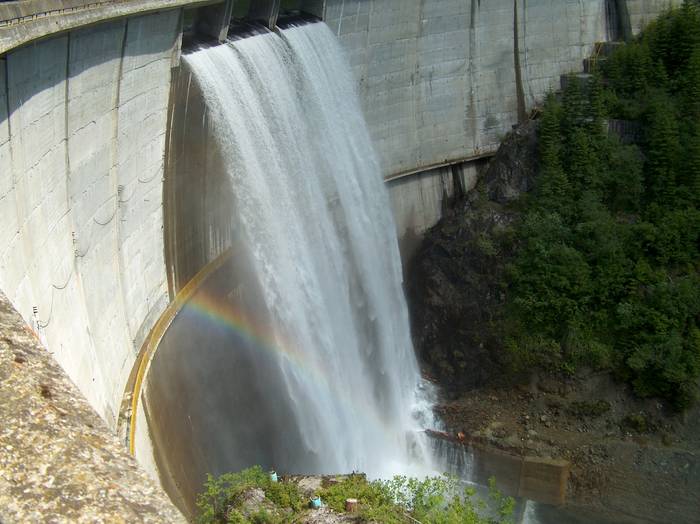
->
[0,10,178,428]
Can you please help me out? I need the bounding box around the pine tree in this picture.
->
[644,95,680,208]
[566,128,598,195]
[536,95,573,215]
[587,72,607,136]
[562,76,586,134]
[686,124,700,203]
[681,47,700,117]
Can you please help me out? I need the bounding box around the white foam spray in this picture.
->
[185,22,435,478]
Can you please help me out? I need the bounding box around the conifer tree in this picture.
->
[566,128,598,195]
[504,4,700,408]
[644,95,680,207]
[686,124,700,203]
[561,76,586,134]
[587,72,607,136]
[536,95,572,215]
[681,47,700,117]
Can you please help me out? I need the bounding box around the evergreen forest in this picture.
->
[505,2,700,408]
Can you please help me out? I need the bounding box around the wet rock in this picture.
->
[483,120,539,204]
[297,476,324,497]
[238,487,266,515]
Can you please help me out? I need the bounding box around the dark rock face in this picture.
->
[483,121,539,205]
[408,121,538,392]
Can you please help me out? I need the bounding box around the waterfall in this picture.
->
[183,22,434,478]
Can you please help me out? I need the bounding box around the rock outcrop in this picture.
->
[409,120,539,391]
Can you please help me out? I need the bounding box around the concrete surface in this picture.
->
[0,0,219,55]
[0,9,178,430]
[324,0,681,179]
[0,290,184,523]
[326,0,679,257]
[429,430,571,507]
[388,158,486,263]
[164,62,235,294]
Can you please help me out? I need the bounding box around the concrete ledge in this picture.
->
[384,151,497,183]
[120,248,234,455]
[248,0,280,29]
[0,0,220,54]
[427,430,571,506]
[518,457,570,506]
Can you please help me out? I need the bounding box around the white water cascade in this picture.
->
[184,22,435,478]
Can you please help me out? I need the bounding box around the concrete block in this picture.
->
[300,0,326,19]
[518,457,570,506]
[249,0,281,28]
[194,0,233,42]
[472,445,524,496]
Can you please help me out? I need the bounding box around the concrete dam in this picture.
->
[0,0,677,519]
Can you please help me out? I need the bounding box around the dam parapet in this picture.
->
[0,0,326,54]
[0,291,184,522]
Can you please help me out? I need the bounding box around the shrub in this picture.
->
[196,466,302,524]
[319,474,515,524]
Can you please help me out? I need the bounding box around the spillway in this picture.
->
[144,21,434,516]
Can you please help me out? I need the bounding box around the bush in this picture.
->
[319,474,515,524]
[196,466,303,524]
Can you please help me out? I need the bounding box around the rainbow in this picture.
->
[127,248,398,457]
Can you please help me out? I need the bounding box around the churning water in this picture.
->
[184,22,435,477]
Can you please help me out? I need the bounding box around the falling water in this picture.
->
[184,22,434,477]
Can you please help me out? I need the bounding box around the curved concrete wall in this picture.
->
[0,10,179,427]
[322,0,677,251]
[325,0,678,178]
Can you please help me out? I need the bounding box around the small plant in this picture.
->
[198,468,515,524]
[622,412,653,433]
[567,400,612,418]
[196,466,302,524]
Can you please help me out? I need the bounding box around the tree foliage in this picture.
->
[505,4,700,409]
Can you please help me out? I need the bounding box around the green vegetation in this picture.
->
[196,468,514,524]
[196,466,303,523]
[320,474,514,524]
[621,412,653,433]
[504,3,700,409]
[566,400,612,418]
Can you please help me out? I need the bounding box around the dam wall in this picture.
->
[0,10,179,427]
[0,0,679,451]
[324,0,610,176]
